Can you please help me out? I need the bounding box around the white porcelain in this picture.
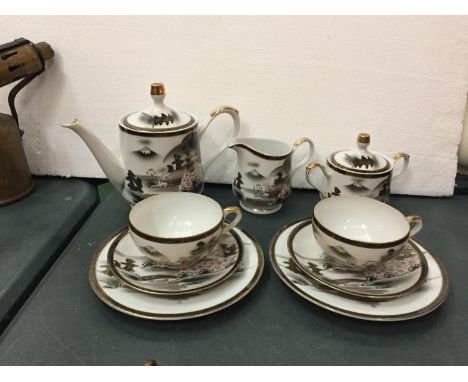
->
[107,227,243,296]
[129,193,241,268]
[270,218,449,321]
[90,226,264,320]
[289,219,428,300]
[306,133,409,202]
[312,196,422,270]
[229,137,314,214]
[62,83,240,204]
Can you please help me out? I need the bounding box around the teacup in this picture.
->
[312,196,422,270]
[129,193,242,268]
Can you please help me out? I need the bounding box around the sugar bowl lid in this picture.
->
[121,83,195,132]
[328,133,391,174]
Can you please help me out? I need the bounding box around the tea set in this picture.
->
[70,82,448,321]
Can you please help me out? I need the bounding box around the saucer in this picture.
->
[107,228,243,296]
[270,218,449,321]
[289,220,428,300]
[89,227,264,320]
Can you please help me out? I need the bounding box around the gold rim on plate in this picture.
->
[269,217,449,322]
[288,220,429,301]
[107,227,244,296]
[89,227,264,321]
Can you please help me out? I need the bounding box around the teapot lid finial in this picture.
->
[151,83,165,96]
[357,133,370,144]
[122,82,193,131]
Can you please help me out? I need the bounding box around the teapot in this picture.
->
[306,133,409,202]
[62,83,240,204]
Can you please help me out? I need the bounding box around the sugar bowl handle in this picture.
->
[406,215,422,237]
[200,106,240,173]
[306,161,330,194]
[221,206,242,234]
[392,152,410,180]
[291,137,315,176]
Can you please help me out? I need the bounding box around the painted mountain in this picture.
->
[132,146,160,160]
[163,131,200,162]
[245,168,266,180]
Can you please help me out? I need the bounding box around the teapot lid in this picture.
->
[122,83,195,132]
[328,133,391,174]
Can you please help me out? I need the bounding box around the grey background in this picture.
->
[0,178,98,332]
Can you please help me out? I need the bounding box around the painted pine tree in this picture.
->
[233,172,244,189]
[274,172,284,185]
[126,170,143,193]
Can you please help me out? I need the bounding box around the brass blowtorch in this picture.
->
[0,38,54,206]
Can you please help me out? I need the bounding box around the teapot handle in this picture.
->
[291,137,315,176]
[199,105,240,173]
[392,152,410,180]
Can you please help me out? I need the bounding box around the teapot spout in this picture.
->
[61,119,126,194]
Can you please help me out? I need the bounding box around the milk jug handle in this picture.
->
[291,137,315,176]
[199,106,240,173]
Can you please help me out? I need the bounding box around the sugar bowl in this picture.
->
[306,133,409,202]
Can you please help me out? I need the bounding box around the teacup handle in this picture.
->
[291,137,315,176]
[406,215,422,237]
[199,105,240,173]
[305,161,330,194]
[392,152,410,180]
[221,206,242,234]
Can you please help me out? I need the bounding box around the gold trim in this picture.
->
[407,215,423,236]
[209,105,239,118]
[107,227,244,296]
[291,136,308,150]
[312,216,409,249]
[328,155,392,177]
[128,219,223,244]
[269,217,449,322]
[393,152,410,161]
[89,227,264,320]
[119,119,197,136]
[288,220,429,301]
[230,142,291,160]
[221,206,242,234]
[357,133,370,144]
[306,161,329,178]
[150,83,165,96]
